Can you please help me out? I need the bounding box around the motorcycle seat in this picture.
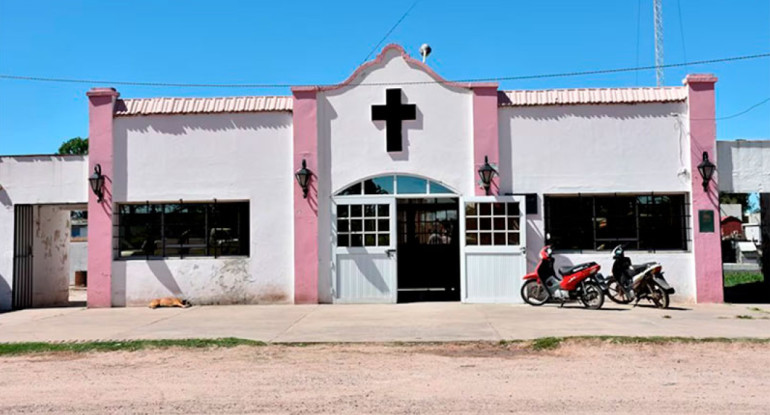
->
[558,262,597,276]
[631,262,657,274]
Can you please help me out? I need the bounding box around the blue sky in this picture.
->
[0,0,768,155]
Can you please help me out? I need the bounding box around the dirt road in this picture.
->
[1,341,767,414]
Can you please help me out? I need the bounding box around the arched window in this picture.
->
[336,175,456,196]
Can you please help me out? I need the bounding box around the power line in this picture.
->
[635,0,642,85]
[0,52,769,89]
[676,0,688,72]
[714,97,770,121]
[361,0,419,64]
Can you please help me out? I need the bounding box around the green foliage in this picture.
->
[531,337,563,350]
[57,137,89,155]
[0,337,264,356]
[724,271,765,288]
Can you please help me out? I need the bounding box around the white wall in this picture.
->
[717,140,770,193]
[316,48,474,302]
[32,205,71,307]
[112,112,294,305]
[500,103,697,301]
[0,155,87,310]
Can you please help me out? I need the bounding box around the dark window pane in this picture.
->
[480,232,492,245]
[350,205,362,217]
[493,217,505,231]
[396,176,427,194]
[337,205,349,218]
[507,203,520,215]
[338,234,349,247]
[377,204,389,217]
[378,219,389,232]
[364,219,376,232]
[545,196,593,250]
[364,234,376,246]
[466,232,478,245]
[350,219,362,232]
[364,176,393,194]
[339,182,362,196]
[493,203,505,215]
[465,203,477,216]
[351,234,363,247]
[378,234,390,246]
[118,204,162,257]
[479,217,492,231]
[337,220,349,232]
[507,232,520,246]
[209,202,250,256]
[479,203,491,216]
[508,217,520,231]
[466,217,477,231]
[364,204,377,217]
[164,204,207,257]
[494,233,506,246]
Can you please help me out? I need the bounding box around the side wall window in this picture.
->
[544,194,688,251]
[117,201,249,258]
[465,202,521,246]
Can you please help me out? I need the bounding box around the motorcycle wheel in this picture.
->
[580,282,605,310]
[606,279,632,304]
[649,282,670,309]
[521,280,549,306]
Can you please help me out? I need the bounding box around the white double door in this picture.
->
[331,195,527,303]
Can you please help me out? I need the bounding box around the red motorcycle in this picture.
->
[521,246,605,309]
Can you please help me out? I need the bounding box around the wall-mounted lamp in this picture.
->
[295,159,312,199]
[477,156,497,196]
[697,151,716,192]
[89,164,105,202]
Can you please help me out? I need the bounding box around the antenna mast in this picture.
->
[654,0,665,86]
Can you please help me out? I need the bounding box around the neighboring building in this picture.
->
[721,216,744,239]
[0,44,733,309]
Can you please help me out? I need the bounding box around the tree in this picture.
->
[57,137,88,155]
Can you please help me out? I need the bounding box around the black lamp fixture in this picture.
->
[477,156,497,196]
[89,164,105,202]
[697,151,716,192]
[295,159,312,199]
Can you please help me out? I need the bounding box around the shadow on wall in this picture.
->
[0,188,11,206]
[498,101,686,122]
[0,274,10,312]
[111,260,183,307]
[121,113,292,135]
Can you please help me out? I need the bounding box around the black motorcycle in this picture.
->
[604,245,676,309]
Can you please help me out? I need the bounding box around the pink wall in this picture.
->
[685,74,723,303]
[472,85,500,195]
[86,88,118,308]
[291,88,319,304]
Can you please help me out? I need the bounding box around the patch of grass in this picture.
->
[724,271,764,288]
[531,337,563,351]
[748,307,770,314]
[736,315,754,320]
[662,315,672,319]
[518,336,770,351]
[0,337,265,356]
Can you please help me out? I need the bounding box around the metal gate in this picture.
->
[12,205,33,309]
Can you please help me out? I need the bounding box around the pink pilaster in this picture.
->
[684,74,723,303]
[472,85,500,195]
[291,88,319,304]
[86,87,119,308]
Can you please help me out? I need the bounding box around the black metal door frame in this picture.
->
[12,204,33,310]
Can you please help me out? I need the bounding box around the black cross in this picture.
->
[371,88,416,152]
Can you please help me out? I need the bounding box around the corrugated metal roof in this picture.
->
[114,96,293,116]
[498,87,687,107]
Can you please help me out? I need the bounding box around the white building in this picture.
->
[0,44,731,309]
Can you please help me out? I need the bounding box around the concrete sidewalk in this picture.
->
[0,302,769,343]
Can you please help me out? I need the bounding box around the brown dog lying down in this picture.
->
[148,297,191,309]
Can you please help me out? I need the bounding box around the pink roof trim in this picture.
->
[291,44,497,93]
[114,96,292,116]
[497,86,687,107]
